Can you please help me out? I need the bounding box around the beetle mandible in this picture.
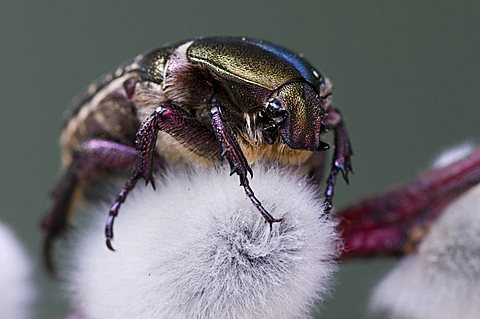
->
[42,36,353,269]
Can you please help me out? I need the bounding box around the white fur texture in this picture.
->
[370,144,480,319]
[431,142,475,168]
[0,222,35,319]
[66,165,339,319]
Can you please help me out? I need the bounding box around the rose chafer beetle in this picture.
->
[42,36,352,269]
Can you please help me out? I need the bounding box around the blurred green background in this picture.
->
[0,1,478,318]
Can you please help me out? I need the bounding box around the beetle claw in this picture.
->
[265,217,284,231]
[144,175,156,190]
[342,171,350,184]
[319,141,330,151]
[247,166,253,179]
[106,238,116,251]
[323,198,334,213]
[335,161,351,184]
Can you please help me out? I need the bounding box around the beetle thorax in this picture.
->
[162,42,214,107]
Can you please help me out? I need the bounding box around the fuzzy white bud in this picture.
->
[431,142,476,169]
[66,165,339,319]
[0,222,35,319]
[370,144,480,319]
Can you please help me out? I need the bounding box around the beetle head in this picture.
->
[264,82,329,151]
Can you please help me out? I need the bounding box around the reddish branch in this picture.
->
[338,148,480,259]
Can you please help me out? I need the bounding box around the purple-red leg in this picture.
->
[105,173,140,251]
[338,147,480,259]
[134,103,220,187]
[209,103,283,227]
[323,107,353,213]
[42,140,141,272]
[105,102,220,249]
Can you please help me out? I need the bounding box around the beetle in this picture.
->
[42,36,352,270]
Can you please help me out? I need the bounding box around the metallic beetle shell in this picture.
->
[64,36,325,126]
[186,37,323,92]
[61,36,329,167]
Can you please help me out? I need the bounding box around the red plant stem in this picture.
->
[338,148,480,259]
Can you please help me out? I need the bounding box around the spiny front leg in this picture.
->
[134,102,221,187]
[323,107,353,213]
[209,103,283,227]
[106,102,220,249]
[105,106,170,250]
[134,106,168,189]
[209,105,251,183]
[105,107,168,250]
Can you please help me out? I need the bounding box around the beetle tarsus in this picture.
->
[210,102,282,226]
[335,160,352,184]
[105,172,140,250]
[323,197,334,214]
[244,179,283,227]
[323,108,353,214]
[106,238,116,252]
[324,167,337,214]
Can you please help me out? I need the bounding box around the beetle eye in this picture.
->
[267,100,288,124]
[267,99,282,113]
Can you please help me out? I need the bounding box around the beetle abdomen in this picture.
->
[60,84,143,166]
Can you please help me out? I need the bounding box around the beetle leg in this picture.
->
[134,107,165,189]
[106,102,221,249]
[209,103,283,227]
[133,102,220,187]
[209,105,251,183]
[323,107,353,213]
[42,140,142,272]
[105,172,141,251]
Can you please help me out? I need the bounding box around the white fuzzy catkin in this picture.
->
[431,142,476,169]
[370,144,480,319]
[66,165,339,319]
[0,222,35,319]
